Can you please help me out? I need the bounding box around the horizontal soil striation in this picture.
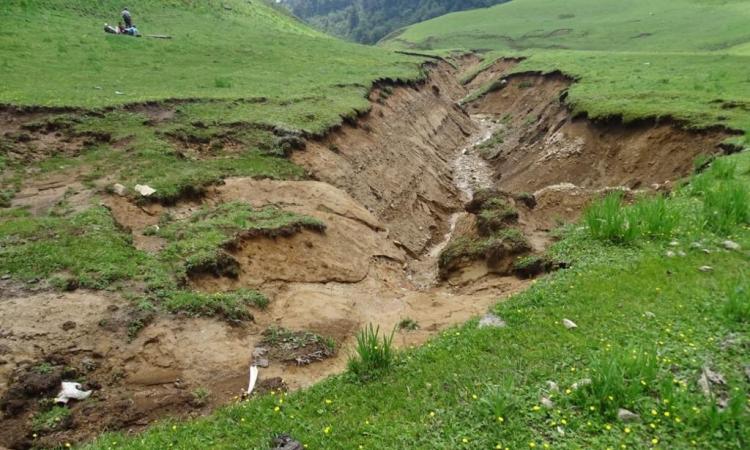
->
[293,61,477,255]
[467,72,732,193]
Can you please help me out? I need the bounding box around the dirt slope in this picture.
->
[467,73,731,193]
[293,62,476,255]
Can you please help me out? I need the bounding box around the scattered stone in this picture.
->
[617,408,640,422]
[255,358,270,368]
[665,251,676,258]
[556,426,565,436]
[546,380,559,392]
[61,321,77,331]
[252,347,268,358]
[571,378,591,390]
[478,313,507,329]
[112,183,127,196]
[562,319,578,330]
[690,242,703,249]
[541,396,554,409]
[1,274,10,280]
[744,365,750,383]
[644,311,656,319]
[702,248,711,254]
[698,371,711,397]
[698,266,714,273]
[677,251,687,257]
[272,434,303,450]
[703,367,726,386]
[134,184,156,197]
[669,241,680,247]
[723,240,741,251]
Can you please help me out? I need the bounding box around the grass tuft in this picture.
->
[348,324,395,381]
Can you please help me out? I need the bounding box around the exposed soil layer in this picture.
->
[467,73,731,193]
[293,62,476,255]
[0,57,733,449]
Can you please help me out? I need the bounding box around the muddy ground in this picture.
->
[0,56,732,449]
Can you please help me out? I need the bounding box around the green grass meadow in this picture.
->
[384,0,750,144]
[0,0,749,448]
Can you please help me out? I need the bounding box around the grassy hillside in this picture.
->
[279,0,509,44]
[0,0,419,110]
[0,1,422,337]
[384,0,750,144]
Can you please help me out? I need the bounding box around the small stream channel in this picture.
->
[427,115,503,260]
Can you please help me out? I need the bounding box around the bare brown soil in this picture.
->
[467,73,731,193]
[0,57,732,449]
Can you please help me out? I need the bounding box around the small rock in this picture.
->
[723,240,741,251]
[255,358,269,368]
[617,408,640,422]
[703,367,726,386]
[556,426,565,436]
[134,184,156,197]
[562,319,578,330]
[665,251,676,258]
[252,347,268,358]
[478,313,506,329]
[541,397,554,409]
[571,378,591,390]
[272,434,303,450]
[1,274,10,280]
[702,248,711,254]
[698,266,714,273]
[743,365,750,383]
[546,380,559,392]
[669,241,680,247]
[644,311,656,319]
[112,183,127,196]
[677,251,687,257]
[698,371,711,397]
[690,242,703,249]
[61,321,77,331]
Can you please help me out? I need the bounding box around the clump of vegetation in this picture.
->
[513,254,553,278]
[348,324,395,382]
[261,326,336,365]
[191,387,211,408]
[475,380,519,423]
[723,278,750,324]
[439,228,531,278]
[398,318,419,331]
[572,349,659,418]
[440,190,532,277]
[476,129,506,158]
[585,192,680,244]
[163,289,268,322]
[158,202,325,280]
[476,198,519,236]
[31,406,72,434]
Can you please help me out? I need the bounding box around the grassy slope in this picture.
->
[384,0,750,142]
[1,0,748,449]
[0,0,418,110]
[0,2,421,318]
[82,155,750,449]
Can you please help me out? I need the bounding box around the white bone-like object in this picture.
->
[55,382,92,405]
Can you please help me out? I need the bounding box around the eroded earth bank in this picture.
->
[0,58,733,448]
